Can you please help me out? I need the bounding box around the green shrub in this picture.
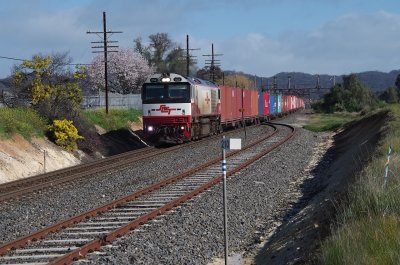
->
[47,119,84,151]
[0,107,47,139]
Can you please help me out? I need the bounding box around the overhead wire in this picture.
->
[0,55,91,66]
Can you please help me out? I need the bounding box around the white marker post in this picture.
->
[221,136,241,265]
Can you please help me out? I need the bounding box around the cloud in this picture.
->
[0,1,400,79]
[207,11,400,76]
[0,0,189,76]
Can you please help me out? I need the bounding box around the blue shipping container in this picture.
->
[269,94,276,114]
[258,90,264,116]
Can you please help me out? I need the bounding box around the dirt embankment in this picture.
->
[0,122,146,184]
[0,135,81,184]
[252,111,388,264]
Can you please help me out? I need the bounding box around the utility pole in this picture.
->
[316,74,320,90]
[186,35,190,76]
[177,35,199,76]
[87,12,122,114]
[203,43,223,82]
[184,35,200,76]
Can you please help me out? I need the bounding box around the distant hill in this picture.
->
[1,70,399,94]
[236,70,400,92]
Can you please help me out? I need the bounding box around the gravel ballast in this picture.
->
[0,124,273,244]
[0,113,323,265]
[78,121,321,265]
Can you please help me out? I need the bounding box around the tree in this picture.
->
[12,53,84,120]
[216,73,256,90]
[379,86,399,103]
[321,74,378,112]
[164,48,186,75]
[395,73,400,99]
[134,33,196,75]
[12,53,104,154]
[87,48,153,94]
[196,66,223,83]
[149,33,172,69]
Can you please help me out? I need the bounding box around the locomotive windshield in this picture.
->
[142,83,190,103]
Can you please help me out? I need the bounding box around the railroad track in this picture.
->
[0,126,248,203]
[0,122,294,265]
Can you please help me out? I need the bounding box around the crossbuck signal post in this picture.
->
[203,44,223,82]
[87,11,122,114]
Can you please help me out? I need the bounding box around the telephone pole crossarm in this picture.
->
[87,11,122,114]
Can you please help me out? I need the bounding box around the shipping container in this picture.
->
[269,94,277,114]
[234,88,242,120]
[264,92,270,116]
[243,89,252,118]
[290,96,295,111]
[277,94,282,113]
[250,90,258,118]
[258,90,264,116]
[282,95,288,113]
[220,86,233,122]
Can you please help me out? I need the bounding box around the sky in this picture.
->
[0,0,400,79]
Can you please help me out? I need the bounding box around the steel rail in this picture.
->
[0,126,249,203]
[0,123,294,264]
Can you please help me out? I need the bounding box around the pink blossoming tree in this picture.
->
[87,48,153,94]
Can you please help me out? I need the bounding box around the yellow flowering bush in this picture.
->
[48,119,84,151]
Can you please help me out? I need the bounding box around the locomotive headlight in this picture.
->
[147,126,154,132]
[180,126,185,130]
[161,77,171,82]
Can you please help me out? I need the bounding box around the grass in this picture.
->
[319,105,400,265]
[82,108,142,132]
[0,107,47,140]
[303,112,360,132]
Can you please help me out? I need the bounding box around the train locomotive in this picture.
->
[141,73,304,144]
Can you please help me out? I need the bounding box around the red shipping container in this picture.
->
[290,96,295,111]
[234,88,242,120]
[282,95,287,113]
[250,90,258,117]
[244,89,252,118]
[264,92,270,115]
[220,86,232,123]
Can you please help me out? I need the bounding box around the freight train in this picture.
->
[141,73,304,144]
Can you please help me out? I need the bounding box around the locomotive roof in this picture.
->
[144,73,218,88]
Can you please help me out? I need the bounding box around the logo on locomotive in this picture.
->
[156,104,176,114]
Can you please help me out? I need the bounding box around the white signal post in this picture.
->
[221,136,241,265]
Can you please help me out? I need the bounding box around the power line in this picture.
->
[0,55,90,66]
